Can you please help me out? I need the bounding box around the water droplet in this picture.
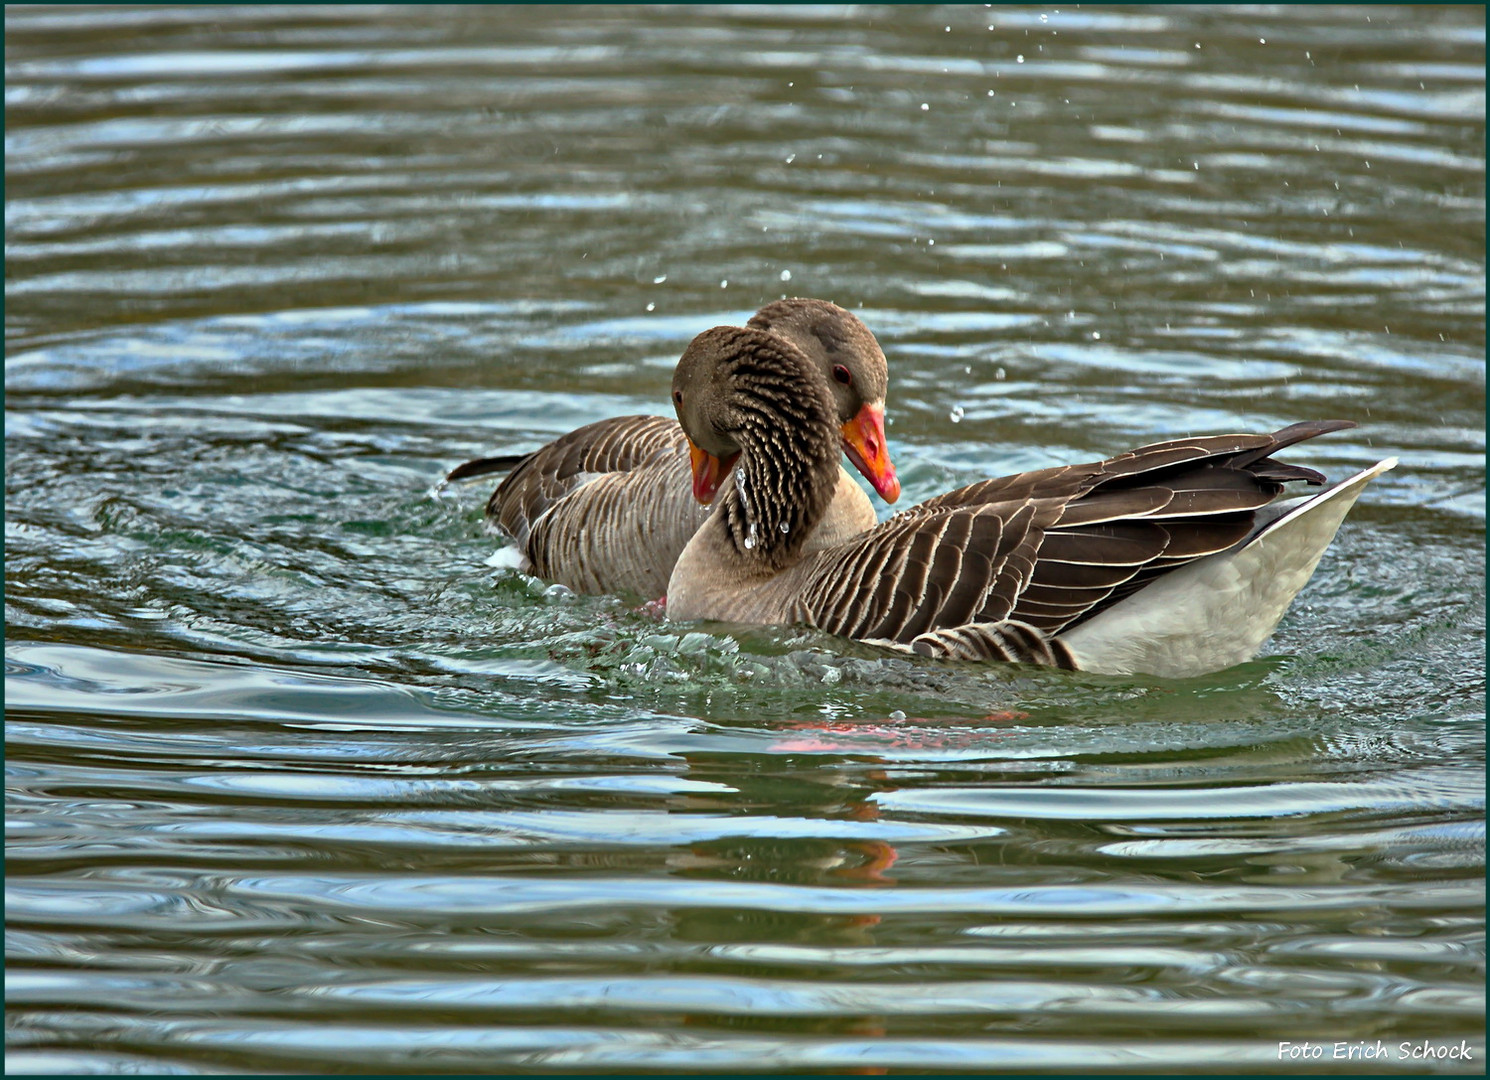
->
[720,279,728,289]
[889,710,907,721]
[779,520,790,534]
[995,367,1006,380]
[653,274,667,284]
[920,103,929,111]
[1092,331,1101,340]
[949,406,965,423]
[784,153,796,164]
[964,365,972,375]
[780,269,792,281]
[645,302,655,312]
[1016,54,1024,63]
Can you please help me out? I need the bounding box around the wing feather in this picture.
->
[487,415,685,547]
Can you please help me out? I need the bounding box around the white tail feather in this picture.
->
[1061,458,1397,678]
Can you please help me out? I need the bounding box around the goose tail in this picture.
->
[444,452,530,485]
[1060,458,1397,678]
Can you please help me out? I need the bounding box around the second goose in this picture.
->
[445,299,900,599]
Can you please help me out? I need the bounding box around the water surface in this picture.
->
[6,4,1485,1075]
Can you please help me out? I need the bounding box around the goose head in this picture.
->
[747,298,899,503]
[671,330,743,504]
[671,327,842,562]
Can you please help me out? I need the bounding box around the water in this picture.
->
[6,4,1484,1074]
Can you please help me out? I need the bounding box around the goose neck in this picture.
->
[714,390,839,567]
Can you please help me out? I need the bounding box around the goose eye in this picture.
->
[832,364,852,385]
[673,390,683,405]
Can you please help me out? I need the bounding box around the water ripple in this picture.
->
[5,4,1482,1073]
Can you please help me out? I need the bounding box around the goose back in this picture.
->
[774,431,1332,668]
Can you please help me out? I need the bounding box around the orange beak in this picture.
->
[687,439,740,505]
[840,402,900,503]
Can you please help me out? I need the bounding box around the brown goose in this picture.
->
[444,299,900,598]
[666,325,1396,679]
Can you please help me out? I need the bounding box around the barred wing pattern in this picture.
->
[486,415,686,549]
[785,421,1354,666]
[788,497,1072,666]
[473,414,704,597]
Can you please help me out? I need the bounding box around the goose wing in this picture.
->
[785,421,1357,664]
[918,421,1351,513]
[467,415,702,596]
[786,496,1048,639]
[521,446,706,596]
[484,415,686,549]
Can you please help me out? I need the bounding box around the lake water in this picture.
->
[5,4,1485,1074]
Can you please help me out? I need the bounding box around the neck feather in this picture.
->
[713,357,840,569]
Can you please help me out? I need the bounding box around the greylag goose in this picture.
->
[444,299,900,598]
[666,325,1396,679]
